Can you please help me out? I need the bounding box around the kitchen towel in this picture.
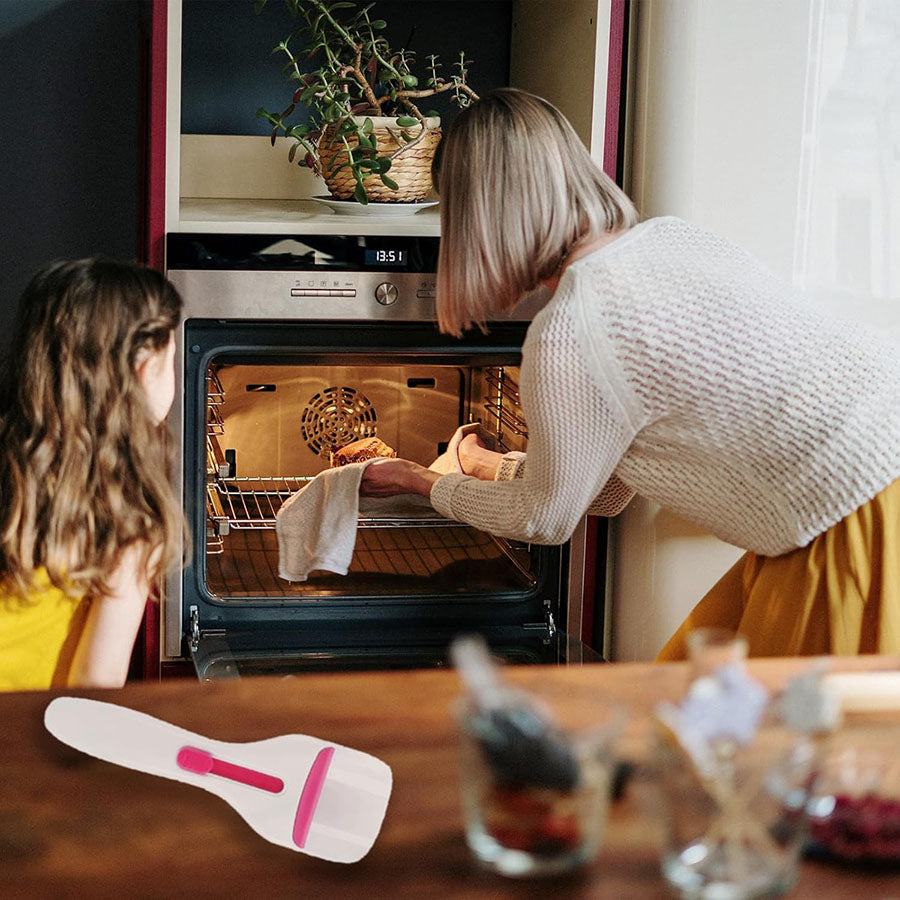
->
[275,423,491,582]
[276,460,377,582]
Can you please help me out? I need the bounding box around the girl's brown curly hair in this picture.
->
[0,257,184,601]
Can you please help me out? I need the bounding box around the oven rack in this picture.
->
[205,476,535,587]
[482,367,527,450]
[206,476,458,534]
[206,370,225,436]
[205,524,537,596]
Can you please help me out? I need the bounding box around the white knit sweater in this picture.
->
[430,217,900,555]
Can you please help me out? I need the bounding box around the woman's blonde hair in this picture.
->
[433,87,638,336]
[0,257,185,601]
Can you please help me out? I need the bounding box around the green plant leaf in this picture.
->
[380,175,399,190]
[288,143,298,163]
[362,117,374,134]
[370,19,387,29]
[396,115,418,128]
[401,75,418,89]
[425,109,440,118]
[354,182,369,205]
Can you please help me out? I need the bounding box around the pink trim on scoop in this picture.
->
[292,746,336,848]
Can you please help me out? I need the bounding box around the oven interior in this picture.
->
[202,357,535,602]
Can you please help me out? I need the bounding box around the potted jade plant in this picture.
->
[255,0,479,205]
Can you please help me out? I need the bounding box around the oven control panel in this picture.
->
[285,272,436,313]
[166,233,540,322]
[169,270,453,322]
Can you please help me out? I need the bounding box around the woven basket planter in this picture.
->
[318,116,441,203]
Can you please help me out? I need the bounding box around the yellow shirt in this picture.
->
[0,568,89,691]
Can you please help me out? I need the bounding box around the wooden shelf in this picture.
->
[178,198,441,236]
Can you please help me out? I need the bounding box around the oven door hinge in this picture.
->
[522,609,556,644]
[189,605,200,653]
[188,605,227,654]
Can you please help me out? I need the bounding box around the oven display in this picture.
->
[365,248,408,267]
[167,234,439,273]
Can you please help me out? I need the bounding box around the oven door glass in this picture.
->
[204,359,535,601]
[189,630,603,681]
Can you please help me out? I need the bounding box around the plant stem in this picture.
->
[374,80,479,107]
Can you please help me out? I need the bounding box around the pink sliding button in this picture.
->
[176,746,284,794]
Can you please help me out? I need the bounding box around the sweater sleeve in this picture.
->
[429,307,637,543]
[494,454,635,517]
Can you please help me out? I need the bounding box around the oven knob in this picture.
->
[375,282,399,306]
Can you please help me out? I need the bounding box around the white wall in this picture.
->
[610,0,900,661]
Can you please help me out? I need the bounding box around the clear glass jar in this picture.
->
[656,720,813,899]
[656,629,814,899]
[454,687,624,877]
[686,628,750,680]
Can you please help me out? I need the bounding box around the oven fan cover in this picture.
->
[300,386,379,459]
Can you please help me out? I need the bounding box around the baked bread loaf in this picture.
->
[330,436,397,467]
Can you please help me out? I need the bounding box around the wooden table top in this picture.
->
[1,656,899,899]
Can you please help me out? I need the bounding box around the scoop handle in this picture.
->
[45,696,204,780]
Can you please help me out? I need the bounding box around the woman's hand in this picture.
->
[359,458,442,498]
[457,432,504,480]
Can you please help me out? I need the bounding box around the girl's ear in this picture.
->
[134,334,176,425]
[134,346,160,396]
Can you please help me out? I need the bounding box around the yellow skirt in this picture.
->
[657,477,900,660]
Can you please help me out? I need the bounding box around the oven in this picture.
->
[164,232,603,679]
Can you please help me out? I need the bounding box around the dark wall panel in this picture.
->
[0,0,146,360]
[181,0,511,134]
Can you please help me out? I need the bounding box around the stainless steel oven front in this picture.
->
[165,233,599,678]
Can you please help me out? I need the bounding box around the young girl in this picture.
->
[361,87,900,659]
[0,258,184,690]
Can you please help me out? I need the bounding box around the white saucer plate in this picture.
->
[310,196,439,217]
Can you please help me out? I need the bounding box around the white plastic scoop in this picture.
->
[44,697,392,863]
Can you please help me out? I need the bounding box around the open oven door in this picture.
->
[187,620,604,681]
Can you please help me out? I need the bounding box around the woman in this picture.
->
[360,87,900,658]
